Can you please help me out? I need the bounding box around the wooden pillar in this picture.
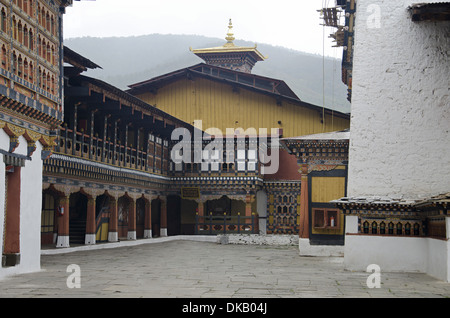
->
[71,103,78,156]
[112,120,118,165]
[245,194,255,225]
[245,195,253,217]
[3,166,21,266]
[85,196,96,245]
[88,110,95,159]
[144,197,153,239]
[56,195,70,248]
[197,199,204,217]
[136,128,142,169]
[160,197,168,237]
[124,123,129,168]
[127,195,137,240]
[101,115,108,162]
[108,193,119,242]
[299,163,309,239]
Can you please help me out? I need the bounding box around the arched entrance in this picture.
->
[69,192,88,245]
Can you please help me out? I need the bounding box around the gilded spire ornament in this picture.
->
[190,19,266,73]
[225,19,235,46]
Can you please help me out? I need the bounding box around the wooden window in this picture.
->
[388,222,394,235]
[18,21,23,44]
[46,73,50,92]
[29,29,33,50]
[40,8,45,27]
[51,16,55,35]
[38,36,41,56]
[12,52,17,74]
[380,222,386,234]
[46,43,50,62]
[405,223,411,236]
[23,59,28,80]
[12,17,17,40]
[51,75,55,94]
[313,209,325,228]
[29,61,33,81]
[1,45,6,69]
[1,9,6,33]
[363,221,369,234]
[371,222,377,234]
[24,26,28,47]
[51,45,54,64]
[18,55,23,77]
[414,223,420,236]
[46,12,50,31]
[28,0,33,17]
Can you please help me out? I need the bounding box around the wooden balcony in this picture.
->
[54,126,168,176]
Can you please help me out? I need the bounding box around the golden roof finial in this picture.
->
[224,18,235,46]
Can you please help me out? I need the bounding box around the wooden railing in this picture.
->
[55,127,167,174]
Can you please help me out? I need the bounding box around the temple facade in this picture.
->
[127,23,350,237]
[2,13,351,280]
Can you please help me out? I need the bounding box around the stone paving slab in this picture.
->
[0,238,449,300]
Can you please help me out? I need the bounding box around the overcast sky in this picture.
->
[63,0,342,58]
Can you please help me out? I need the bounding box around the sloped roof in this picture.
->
[64,46,102,72]
[127,63,350,120]
[127,63,298,98]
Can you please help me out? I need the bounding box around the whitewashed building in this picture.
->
[333,0,450,281]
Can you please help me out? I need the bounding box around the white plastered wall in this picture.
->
[345,215,450,282]
[0,135,43,280]
[0,129,8,271]
[348,0,450,200]
[343,0,450,282]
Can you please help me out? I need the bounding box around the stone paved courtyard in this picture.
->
[1,238,449,299]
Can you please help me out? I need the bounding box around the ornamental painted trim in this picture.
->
[50,153,172,182]
[43,176,166,199]
[0,83,63,125]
